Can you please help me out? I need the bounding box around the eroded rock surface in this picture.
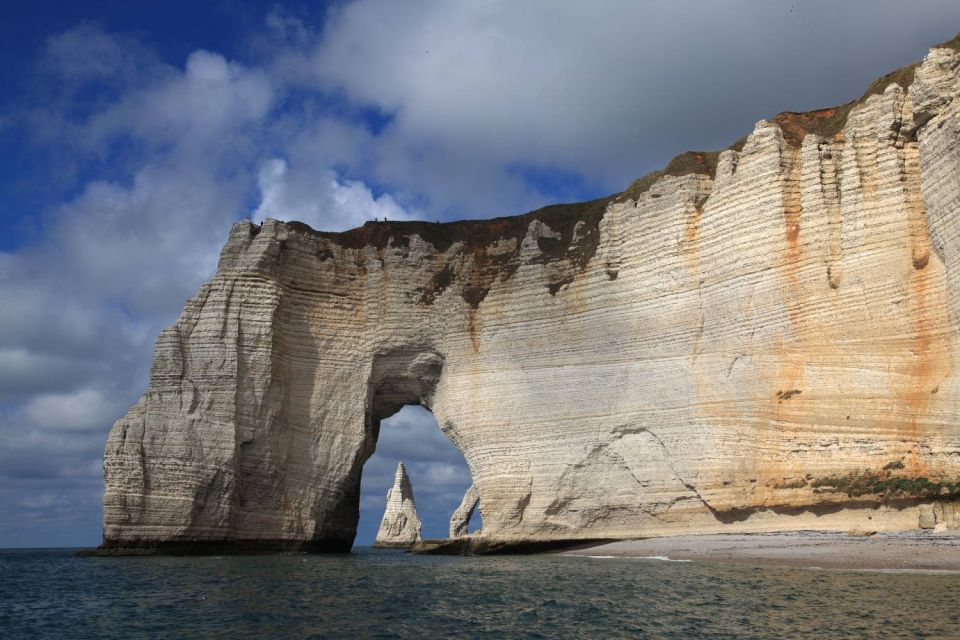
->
[102,35,960,554]
[450,485,480,538]
[374,463,421,548]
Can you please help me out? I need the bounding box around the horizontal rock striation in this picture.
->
[102,35,960,554]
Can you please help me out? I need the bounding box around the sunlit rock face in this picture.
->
[374,463,421,548]
[102,36,960,553]
[449,485,480,539]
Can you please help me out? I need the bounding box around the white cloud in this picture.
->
[254,158,414,230]
[108,50,270,143]
[44,22,158,84]
[60,49,274,167]
[22,389,123,431]
[17,492,62,510]
[51,163,242,314]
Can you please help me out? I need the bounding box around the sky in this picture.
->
[1,0,960,548]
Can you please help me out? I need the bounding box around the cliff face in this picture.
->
[102,36,960,553]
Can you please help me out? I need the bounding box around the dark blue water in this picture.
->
[1,548,958,639]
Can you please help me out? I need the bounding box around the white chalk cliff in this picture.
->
[101,35,960,554]
[374,462,421,548]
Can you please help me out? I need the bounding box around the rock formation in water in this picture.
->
[101,35,960,554]
[374,462,422,548]
[449,485,480,539]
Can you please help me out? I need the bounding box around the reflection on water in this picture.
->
[1,547,958,639]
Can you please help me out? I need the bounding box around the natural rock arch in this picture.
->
[100,37,960,554]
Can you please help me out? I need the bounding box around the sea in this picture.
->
[1,547,958,639]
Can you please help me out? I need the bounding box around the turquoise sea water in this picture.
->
[1,547,959,639]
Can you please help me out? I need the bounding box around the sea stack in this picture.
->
[374,463,422,548]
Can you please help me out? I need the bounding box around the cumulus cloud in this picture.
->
[51,163,242,314]
[43,22,159,85]
[82,49,274,157]
[21,390,123,431]
[254,158,414,230]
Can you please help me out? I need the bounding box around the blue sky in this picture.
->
[2,0,960,548]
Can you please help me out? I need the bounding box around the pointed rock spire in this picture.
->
[449,484,480,538]
[374,462,422,548]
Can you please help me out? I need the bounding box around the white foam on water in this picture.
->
[636,556,692,563]
[579,554,692,562]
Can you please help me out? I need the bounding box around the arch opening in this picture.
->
[352,347,481,547]
[356,405,482,546]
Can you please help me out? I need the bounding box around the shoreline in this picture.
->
[558,530,960,573]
